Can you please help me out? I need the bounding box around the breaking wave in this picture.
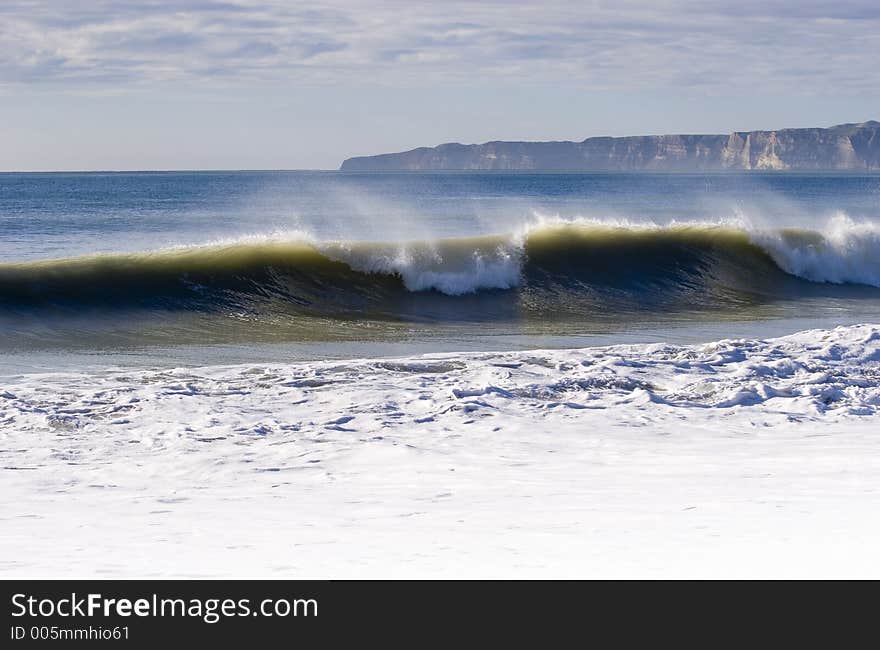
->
[2,218,880,323]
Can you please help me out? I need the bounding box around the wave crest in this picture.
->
[2,217,879,319]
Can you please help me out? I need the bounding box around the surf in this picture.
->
[2,220,880,321]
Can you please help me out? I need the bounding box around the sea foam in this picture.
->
[751,213,880,287]
[3,325,880,578]
[320,238,524,295]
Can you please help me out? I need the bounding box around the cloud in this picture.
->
[0,0,877,93]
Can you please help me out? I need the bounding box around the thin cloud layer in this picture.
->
[1,0,878,92]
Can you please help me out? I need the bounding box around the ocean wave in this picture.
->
[2,218,879,319]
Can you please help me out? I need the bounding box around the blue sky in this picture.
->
[1,0,878,170]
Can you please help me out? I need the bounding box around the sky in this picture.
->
[1,0,878,170]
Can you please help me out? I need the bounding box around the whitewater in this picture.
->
[2,324,880,578]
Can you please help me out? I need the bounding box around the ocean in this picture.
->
[3,171,880,578]
[2,171,880,372]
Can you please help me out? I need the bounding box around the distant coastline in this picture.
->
[341,120,880,172]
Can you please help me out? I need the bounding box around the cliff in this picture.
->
[340,121,880,171]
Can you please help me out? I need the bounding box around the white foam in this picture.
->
[2,325,880,578]
[751,213,880,287]
[321,239,524,295]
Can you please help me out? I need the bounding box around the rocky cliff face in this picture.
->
[340,121,880,171]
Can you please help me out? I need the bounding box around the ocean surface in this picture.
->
[2,171,880,372]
